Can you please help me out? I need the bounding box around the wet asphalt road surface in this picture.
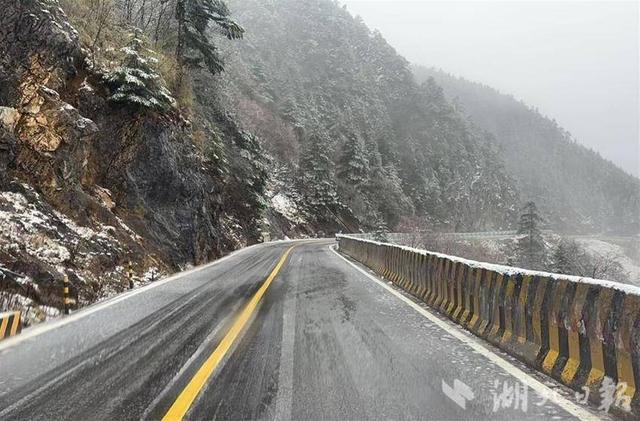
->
[0,240,598,420]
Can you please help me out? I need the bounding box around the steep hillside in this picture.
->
[413,65,640,234]
[1,0,535,320]
[219,0,520,233]
[0,0,267,321]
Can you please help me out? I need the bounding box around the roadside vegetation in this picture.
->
[391,202,634,285]
[60,0,244,112]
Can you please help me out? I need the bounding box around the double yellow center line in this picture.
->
[162,246,296,421]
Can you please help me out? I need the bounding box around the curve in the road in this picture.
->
[0,240,608,420]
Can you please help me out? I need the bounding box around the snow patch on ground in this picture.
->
[575,238,640,285]
[0,186,146,325]
[0,191,51,233]
[141,267,163,283]
[52,210,99,239]
[0,289,60,326]
[0,192,71,265]
[0,190,126,267]
[271,192,307,225]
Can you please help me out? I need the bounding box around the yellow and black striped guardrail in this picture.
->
[337,234,640,415]
[0,311,22,341]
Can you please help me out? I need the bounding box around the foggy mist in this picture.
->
[3,1,640,417]
[342,0,639,176]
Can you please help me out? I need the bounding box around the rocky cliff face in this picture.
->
[0,0,262,323]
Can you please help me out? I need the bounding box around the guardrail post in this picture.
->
[63,273,70,315]
[0,311,22,341]
[128,261,134,290]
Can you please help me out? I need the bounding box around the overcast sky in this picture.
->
[341,0,639,177]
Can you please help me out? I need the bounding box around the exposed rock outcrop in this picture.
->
[0,0,263,323]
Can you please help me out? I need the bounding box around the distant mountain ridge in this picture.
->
[413,65,640,234]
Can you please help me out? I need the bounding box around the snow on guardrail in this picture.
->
[336,234,640,415]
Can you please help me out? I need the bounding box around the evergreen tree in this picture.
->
[398,136,429,213]
[551,239,588,276]
[175,0,244,75]
[298,132,340,218]
[280,96,300,124]
[552,241,570,274]
[515,201,546,269]
[337,132,369,187]
[365,164,412,229]
[106,31,176,111]
[372,214,389,242]
[224,131,269,239]
[218,0,521,232]
[204,127,228,179]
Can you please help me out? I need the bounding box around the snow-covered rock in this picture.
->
[0,107,19,131]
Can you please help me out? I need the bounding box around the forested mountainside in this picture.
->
[0,0,519,319]
[0,0,267,317]
[5,0,631,320]
[413,65,640,234]
[219,0,519,233]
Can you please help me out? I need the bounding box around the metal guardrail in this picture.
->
[336,234,640,415]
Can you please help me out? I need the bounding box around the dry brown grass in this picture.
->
[60,0,128,61]
[59,0,195,111]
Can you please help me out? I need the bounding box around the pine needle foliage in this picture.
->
[298,132,340,218]
[337,132,369,187]
[515,201,546,269]
[176,0,245,75]
[106,31,176,112]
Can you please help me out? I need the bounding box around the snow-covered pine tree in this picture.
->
[552,240,570,274]
[280,96,300,124]
[175,0,244,75]
[337,132,369,187]
[372,214,389,242]
[298,131,340,218]
[223,130,269,240]
[515,201,546,269]
[106,31,176,112]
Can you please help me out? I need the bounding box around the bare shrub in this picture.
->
[419,233,506,264]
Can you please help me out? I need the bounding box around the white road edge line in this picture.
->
[328,244,599,421]
[0,240,299,352]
